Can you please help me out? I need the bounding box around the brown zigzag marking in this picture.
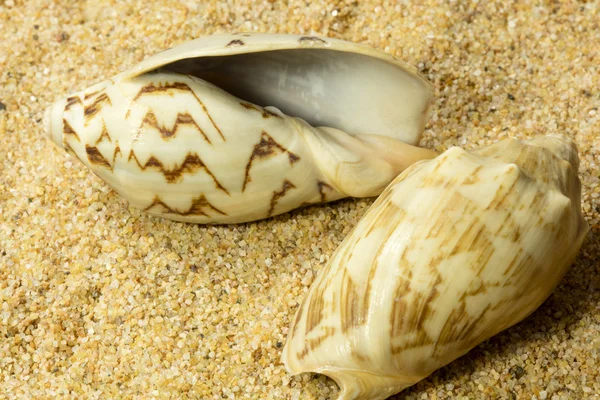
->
[317,181,334,203]
[112,145,122,165]
[95,121,112,145]
[239,102,282,119]
[299,36,327,44]
[144,194,227,217]
[226,39,245,46]
[140,110,211,143]
[85,145,112,170]
[242,131,300,192]
[64,142,76,157]
[185,194,227,216]
[84,89,103,101]
[84,93,112,124]
[129,82,225,140]
[298,181,335,207]
[267,179,296,217]
[65,96,83,111]
[63,119,80,142]
[128,150,229,193]
[143,196,173,213]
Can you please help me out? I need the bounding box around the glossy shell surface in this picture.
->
[44,33,434,223]
[282,135,589,400]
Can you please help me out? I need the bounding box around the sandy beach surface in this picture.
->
[1,0,599,399]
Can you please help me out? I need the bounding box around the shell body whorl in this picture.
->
[44,33,435,224]
[47,72,347,223]
[282,135,588,400]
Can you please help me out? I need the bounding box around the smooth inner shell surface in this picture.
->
[165,49,431,143]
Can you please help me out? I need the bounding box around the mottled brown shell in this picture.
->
[282,135,588,400]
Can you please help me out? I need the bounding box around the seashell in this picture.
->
[282,135,589,400]
[43,33,435,224]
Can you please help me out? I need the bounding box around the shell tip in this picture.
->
[44,103,64,149]
[526,134,580,170]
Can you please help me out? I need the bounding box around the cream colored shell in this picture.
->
[282,135,588,400]
[43,33,435,224]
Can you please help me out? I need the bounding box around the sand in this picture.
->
[0,0,599,399]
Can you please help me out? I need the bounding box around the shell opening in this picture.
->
[160,49,432,145]
[290,367,418,400]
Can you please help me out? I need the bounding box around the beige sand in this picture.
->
[0,0,598,399]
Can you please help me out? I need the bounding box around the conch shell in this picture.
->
[282,135,589,400]
[43,33,435,224]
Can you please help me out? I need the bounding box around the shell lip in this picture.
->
[282,362,422,400]
[80,33,434,147]
[116,33,431,90]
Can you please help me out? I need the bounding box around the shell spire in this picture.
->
[282,135,588,400]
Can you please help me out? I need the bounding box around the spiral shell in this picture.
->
[282,135,589,400]
[43,33,434,224]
